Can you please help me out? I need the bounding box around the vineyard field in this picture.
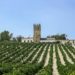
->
[0,42,75,75]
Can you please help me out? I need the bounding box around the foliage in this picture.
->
[16,36,23,42]
[50,34,67,40]
[0,31,12,41]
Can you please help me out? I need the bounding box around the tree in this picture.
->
[60,34,67,40]
[16,36,22,42]
[12,37,17,42]
[51,34,67,40]
[0,31,13,41]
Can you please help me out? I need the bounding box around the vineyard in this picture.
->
[0,42,75,75]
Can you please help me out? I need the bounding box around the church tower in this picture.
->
[33,24,41,43]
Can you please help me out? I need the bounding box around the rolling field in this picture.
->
[0,42,75,75]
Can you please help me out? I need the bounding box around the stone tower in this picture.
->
[33,24,41,43]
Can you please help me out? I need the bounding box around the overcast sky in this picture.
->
[0,0,75,39]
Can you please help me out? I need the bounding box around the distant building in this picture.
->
[21,24,75,44]
[21,24,56,43]
[22,37,33,43]
[40,37,55,42]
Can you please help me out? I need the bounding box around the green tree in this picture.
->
[0,31,12,41]
[16,36,22,42]
[12,37,17,42]
[51,34,67,40]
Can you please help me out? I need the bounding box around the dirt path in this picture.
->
[44,45,50,67]
[61,46,74,64]
[38,45,47,63]
[52,45,59,75]
[66,47,75,59]
[72,44,75,48]
[31,46,43,62]
[57,45,65,65]
[21,48,36,63]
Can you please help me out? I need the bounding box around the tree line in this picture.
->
[0,30,67,42]
[0,30,22,42]
[47,34,67,40]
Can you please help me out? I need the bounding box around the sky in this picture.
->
[0,0,75,39]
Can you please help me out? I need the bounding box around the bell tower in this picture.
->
[33,24,41,43]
